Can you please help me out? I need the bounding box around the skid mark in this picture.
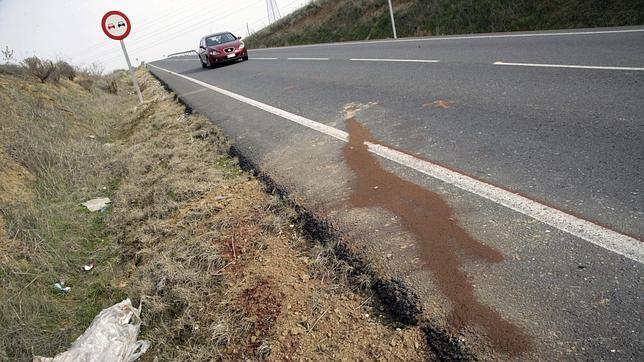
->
[343,116,532,356]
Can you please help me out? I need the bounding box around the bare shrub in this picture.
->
[0,63,26,77]
[77,78,94,92]
[2,45,14,63]
[55,60,76,80]
[107,78,118,94]
[80,62,104,78]
[22,56,56,83]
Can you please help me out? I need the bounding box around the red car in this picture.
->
[198,32,248,69]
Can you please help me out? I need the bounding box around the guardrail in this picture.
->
[167,50,198,58]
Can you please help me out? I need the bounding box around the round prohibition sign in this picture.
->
[101,10,131,41]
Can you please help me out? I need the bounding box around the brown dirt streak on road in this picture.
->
[343,116,533,356]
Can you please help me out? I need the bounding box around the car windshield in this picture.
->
[205,33,236,46]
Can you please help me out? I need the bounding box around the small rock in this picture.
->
[251,336,257,343]
[300,274,310,282]
[290,328,301,336]
[414,341,420,349]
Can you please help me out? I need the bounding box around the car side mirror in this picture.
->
[237,36,242,40]
[199,45,205,49]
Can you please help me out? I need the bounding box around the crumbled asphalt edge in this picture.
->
[147,68,474,361]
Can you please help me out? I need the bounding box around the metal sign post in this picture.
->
[101,10,143,104]
[387,0,398,39]
[119,39,143,103]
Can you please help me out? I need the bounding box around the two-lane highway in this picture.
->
[149,27,643,359]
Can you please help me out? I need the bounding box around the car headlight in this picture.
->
[208,49,219,54]
[238,42,245,49]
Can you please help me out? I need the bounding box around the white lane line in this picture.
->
[287,57,329,61]
[147,63,644,264]
[350,58,440,63]
[252,57,279,60]
[494,61,644,71]
[252,28,644,51]
[166,59,198,61]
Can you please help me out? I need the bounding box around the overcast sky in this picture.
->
[0,0,311,71]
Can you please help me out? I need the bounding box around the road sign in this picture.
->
[101,10,142,103]
[101,10,131,41]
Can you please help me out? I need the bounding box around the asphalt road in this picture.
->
[148,27,643,359]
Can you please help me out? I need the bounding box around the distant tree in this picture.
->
[2,45,14,64]
[23,56,57,83]
[55,60,77,80]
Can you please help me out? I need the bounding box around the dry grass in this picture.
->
[0,66,430,360]
[0,68,136,360]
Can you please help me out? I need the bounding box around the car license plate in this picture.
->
[226,53,235,59]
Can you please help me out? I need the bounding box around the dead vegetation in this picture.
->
[0,62,431,360]
[0,64,136,360]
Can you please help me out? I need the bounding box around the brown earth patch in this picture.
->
[0,149,35,205]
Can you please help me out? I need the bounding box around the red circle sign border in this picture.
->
[101,10,131,41]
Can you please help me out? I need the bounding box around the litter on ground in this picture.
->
[81,198,111,212]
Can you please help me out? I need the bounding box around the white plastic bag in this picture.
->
[34,299,149,362]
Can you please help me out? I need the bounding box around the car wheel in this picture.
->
[200,58,207,68]
[207,57,216,69]
[242,55,249,61]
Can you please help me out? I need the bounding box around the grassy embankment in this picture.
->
[0,60,430,360]
[247,0,644,48]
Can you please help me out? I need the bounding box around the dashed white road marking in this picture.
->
[494,61,644,71]
[251,28,644,51]
[147,63,644,264]
[350,58,440,63]
[287,57,329,61]
[252,57,279,60]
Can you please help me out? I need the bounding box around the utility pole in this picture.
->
[387,0,398,39]
[246,22,251,37]
[266,0,281,24]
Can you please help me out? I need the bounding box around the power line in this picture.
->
[79,1,258,64]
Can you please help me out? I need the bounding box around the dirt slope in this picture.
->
[0,66,433,360]
[247,0,644,48]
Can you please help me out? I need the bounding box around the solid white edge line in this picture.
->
[252,57,279,60]
[494,61,644,71]
[252,28,644,51]
[147,63,644,264]
[350,58,440,63]
[287,57,329,60]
